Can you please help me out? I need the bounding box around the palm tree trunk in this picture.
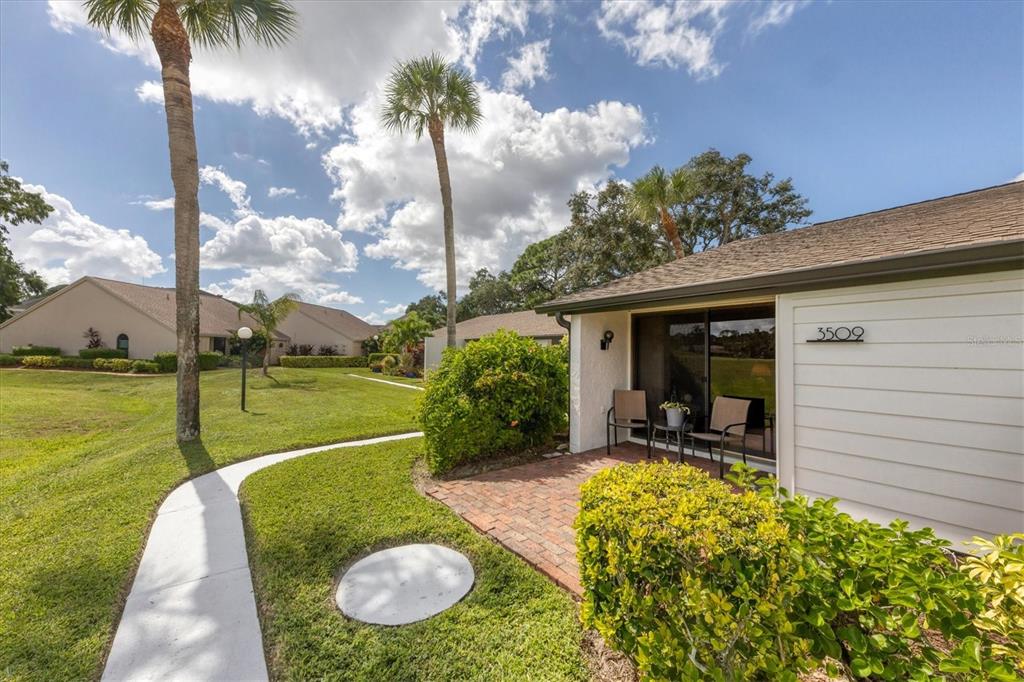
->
[152,0,200,442]
[428,120,458,347]
[659,206,686,258]
[262,343,271,377]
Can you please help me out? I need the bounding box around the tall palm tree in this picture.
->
[631,165,688,259]
[85,0,297,442]
[237,290,298,376]
[381,53,482,348]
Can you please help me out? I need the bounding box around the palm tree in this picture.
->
[236,290,298,376]
[631,165,688,259]
[84,0,297,442]
[381,53,482,348]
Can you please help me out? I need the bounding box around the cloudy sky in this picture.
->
[1,1,1020,324]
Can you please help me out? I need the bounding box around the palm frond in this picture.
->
[181,0,297,49]
[84,0,157,41]
[381,52,482,138]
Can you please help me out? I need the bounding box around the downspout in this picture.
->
[555,312,572,449]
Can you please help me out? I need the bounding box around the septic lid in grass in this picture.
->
[336,544,474,625]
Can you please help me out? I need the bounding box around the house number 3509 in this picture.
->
[809,326,865,342]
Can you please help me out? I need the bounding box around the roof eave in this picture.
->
[535,239,1024,315]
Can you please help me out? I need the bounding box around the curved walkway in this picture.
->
[103,431,423,682]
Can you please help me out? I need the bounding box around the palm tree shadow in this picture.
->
[178,438,216,477]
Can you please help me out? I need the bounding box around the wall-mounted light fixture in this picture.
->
[600,330,614,350]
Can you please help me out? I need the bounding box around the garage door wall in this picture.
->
[776,269,1024,547]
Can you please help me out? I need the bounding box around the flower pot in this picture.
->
[665,407,684,428]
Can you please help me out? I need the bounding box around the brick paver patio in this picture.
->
[426,442,722,595]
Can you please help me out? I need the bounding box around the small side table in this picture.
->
[652,420,690,463]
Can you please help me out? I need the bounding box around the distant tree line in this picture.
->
[398,149,812,327]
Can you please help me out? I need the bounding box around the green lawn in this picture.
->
[241,437,588,681]
[0,367,420,681]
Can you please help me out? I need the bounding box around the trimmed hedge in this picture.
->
[578,462,1018,680]
[12,345,60,356]
[0,354,19,366]
[131,360,161,374]
[19,355,64,368]
[577,462,798,680]
[153,352,177,373]
[419,330,568,474]
[79,348,127,359]
[279,355,368,368]
[198,351,222,371]
[60,358,96,369]
[93,358,133,372]
[368,352,398,369]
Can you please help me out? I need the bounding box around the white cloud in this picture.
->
[448,1,547,72]
[325,85,647,290]
[748,0,811,34]
[48,0,466,137]
[205,267,362,306]
[135,80,163,104]
[501,40,552,91]
[383,303,407,316]
[1013,171,1024,182]
[597,0,728,78]
[141,197,174,211]
[200,212,232,232]
[232,152,270,167]
[268,186,297,198]
[360,312,387,325]
[199,165,252,216]
[11,183,165,284]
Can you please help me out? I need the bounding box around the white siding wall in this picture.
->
[777,270,1024,547]
[570,311,630,453]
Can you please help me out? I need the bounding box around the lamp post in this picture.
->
[238,326,253,411]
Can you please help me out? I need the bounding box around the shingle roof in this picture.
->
[293,301,378,341]
[89,277,289,339]
[431,310,567,340]
[537,182,1024,312]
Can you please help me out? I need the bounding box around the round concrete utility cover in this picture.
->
[336,544,474,625]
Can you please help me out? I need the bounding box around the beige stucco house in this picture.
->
[424,309,568,370]
[537,181,1023,548]
[276,301,379,356]
[0,276,286,359]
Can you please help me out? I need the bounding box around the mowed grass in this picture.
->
[0,367,420,682]
[241,437,589,681]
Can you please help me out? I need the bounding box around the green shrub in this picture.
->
[959,534,1024,678]
[153,352,177,373]
[368,352,398,369]
[11,345,60,356]
[419,330,568,474]
[279,355,369,368]
[19,355,63,368]
[198,351,222,371]
[0,354,20,366]
[577,462,804,680]
[79,348,127,359]
[59,358,95,369]
[93,358,133,372]
[131,360,161,374]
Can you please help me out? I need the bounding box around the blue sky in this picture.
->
[1,1,1021,324]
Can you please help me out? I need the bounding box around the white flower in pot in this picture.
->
[659,401,691,428]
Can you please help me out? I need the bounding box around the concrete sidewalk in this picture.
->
[103,432,423,682]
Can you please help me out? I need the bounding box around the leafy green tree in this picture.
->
[682,149,811,246]
[508,234,574,309]
[456,269,517,321]
[0,161,51,321]
[381,53,482,348]
[236,290,298,376]
[85,0,298,442]
[404,292,447,329]
[380,311,432,354]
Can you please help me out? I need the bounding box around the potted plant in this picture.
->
[659,401,690,428]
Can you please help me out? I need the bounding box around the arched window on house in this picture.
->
[116,333,129,355]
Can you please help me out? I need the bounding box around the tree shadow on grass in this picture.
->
[178,438,216,477]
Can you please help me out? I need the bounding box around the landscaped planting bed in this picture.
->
[241,437,589,680]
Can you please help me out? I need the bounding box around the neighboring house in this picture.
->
[537,181,1023,547]
[276,300,379,356]
[0,276,287,359]
[424,310,568,369]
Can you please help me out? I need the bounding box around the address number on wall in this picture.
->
[807,326,865,342]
